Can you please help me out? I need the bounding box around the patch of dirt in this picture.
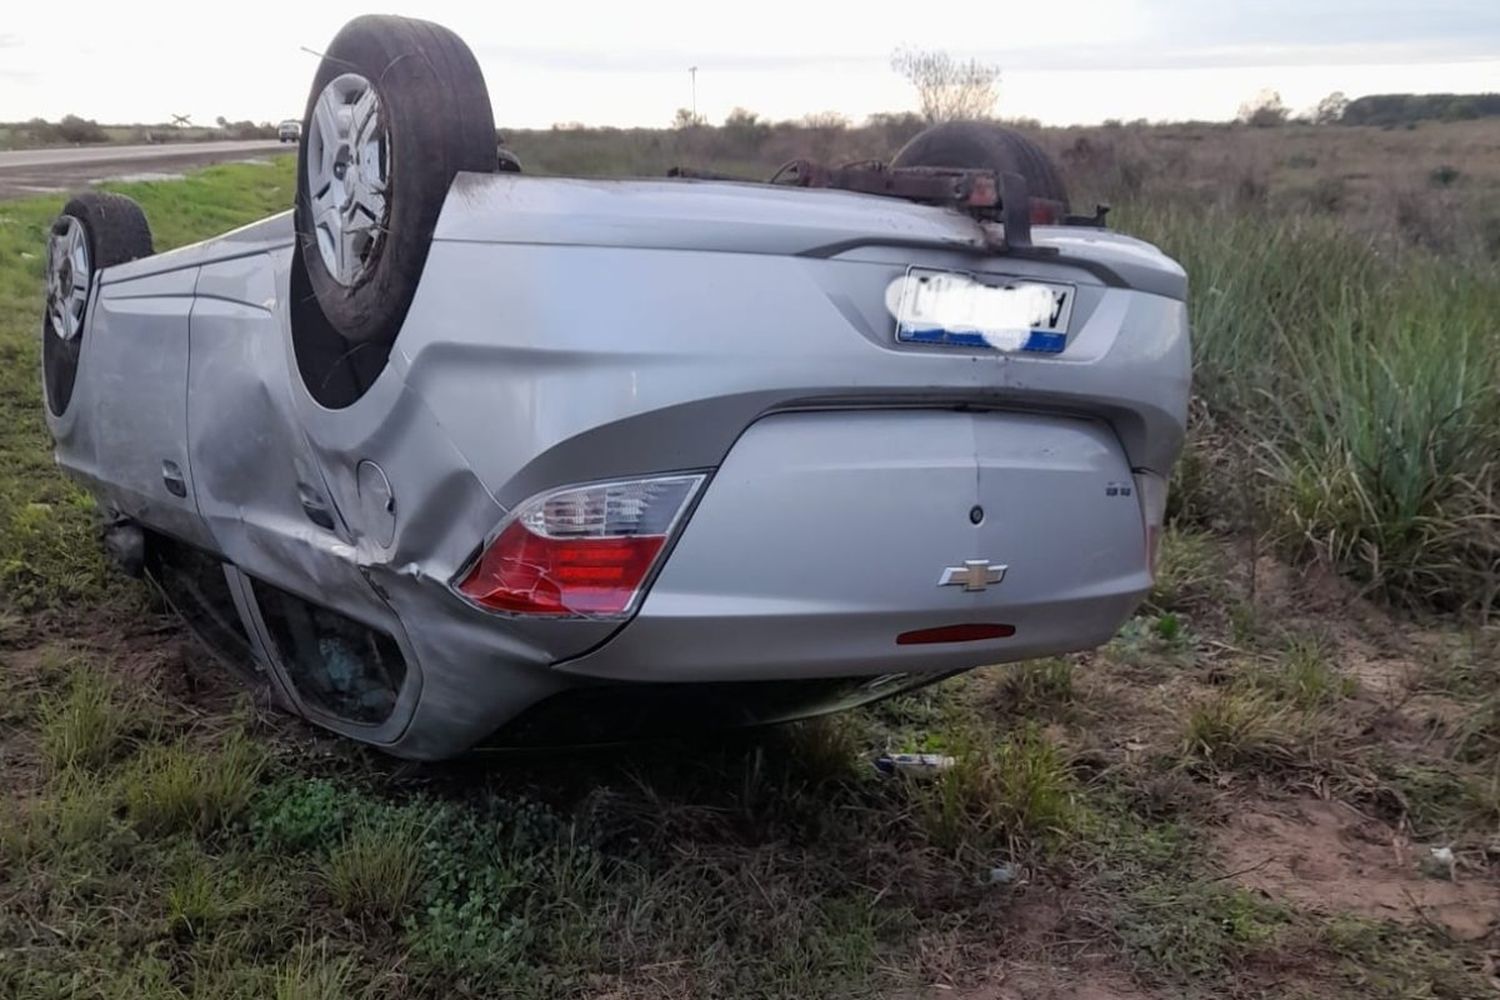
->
[1219,796,1500,941]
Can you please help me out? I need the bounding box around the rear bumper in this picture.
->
[555,408,1152,683]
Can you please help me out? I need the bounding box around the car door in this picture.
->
[85,266,213,549]
[186,249,420,740]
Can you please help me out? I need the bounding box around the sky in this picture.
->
[2,1,1498,128]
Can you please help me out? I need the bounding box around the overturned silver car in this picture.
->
[41,16,1190,759]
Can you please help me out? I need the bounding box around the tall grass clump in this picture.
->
[1128,202,1500,614]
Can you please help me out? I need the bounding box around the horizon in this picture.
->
[3,1,1498,129]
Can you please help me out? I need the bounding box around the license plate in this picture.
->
[892,267,1075,353]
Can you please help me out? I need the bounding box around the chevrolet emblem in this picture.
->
[938,559,1007,592]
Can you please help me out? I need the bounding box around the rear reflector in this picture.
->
[896,623,1015,645]
[455,474,704,617]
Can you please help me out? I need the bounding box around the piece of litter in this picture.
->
[1421,845,1456,880]
[874,752,956,778]
[987,863,1019,885]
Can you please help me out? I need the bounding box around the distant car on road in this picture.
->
[39,15,1189,759]
[277,119,301,143]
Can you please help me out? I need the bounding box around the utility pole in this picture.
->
[689,66,698,122]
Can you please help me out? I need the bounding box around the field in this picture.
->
[2,119,1500,998]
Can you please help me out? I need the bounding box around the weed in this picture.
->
[252,777,361,852]
[993,658,1074,719]
[916,724,1078,855]
[1181,688,1294,771]
[1115,881,1286,982]
[322,814,427,922]
[1321,915,1489,999]
[1149,526,1226,612]
[1429,164,1462,187]
[123,732,265,836]
[1375,758,1500,837]
[272,942,360,1000]
[38,660,134,771]
[1107,613,1198,672]
[1252,637,1355,709]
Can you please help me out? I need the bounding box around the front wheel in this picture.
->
[293,14,497,347]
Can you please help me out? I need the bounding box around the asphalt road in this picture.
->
[0,140,288,199]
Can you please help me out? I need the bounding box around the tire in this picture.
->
[43,192,153,416]
[891,121,1069,212]
[294,14,496,346]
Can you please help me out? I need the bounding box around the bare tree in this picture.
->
[891,48,1000,123]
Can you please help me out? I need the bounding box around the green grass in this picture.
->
[916,723,1080,855]
[37,659,135,771]
[992,657,1075,719]
[1181,688,1296,771]
[1149,524,1228,612]
[1128,202,1500,614]
[123,731,267,836]
[321,814,427,921]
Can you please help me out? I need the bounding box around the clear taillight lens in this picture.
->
[1133,471,1169,582]
[455,475,704,617]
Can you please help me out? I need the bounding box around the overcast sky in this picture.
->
[3,1,1498,127]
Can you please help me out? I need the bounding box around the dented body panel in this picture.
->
[46,172,1190,759]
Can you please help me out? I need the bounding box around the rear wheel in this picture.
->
[43,192,153,416]
[294,14,497,347]
[891,121,1069,217]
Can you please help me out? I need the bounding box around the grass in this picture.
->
[1181,688,1296,771]
[2,132,1499,999]
[321,815,427,921]
[123,731,267,836]
[38,659,135,771]
[916,723,1080,855]
[1127,201,1500,615]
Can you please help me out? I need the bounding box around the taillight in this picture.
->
[1133,471,1168,581]
[455,474,704,617]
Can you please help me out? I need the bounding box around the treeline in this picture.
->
[1,116,278,149]
[1341,93,1500,126]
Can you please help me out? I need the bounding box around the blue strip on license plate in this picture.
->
[901,327,1067,353]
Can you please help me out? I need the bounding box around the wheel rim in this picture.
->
[45,216,90,342]
[305,72,390,286]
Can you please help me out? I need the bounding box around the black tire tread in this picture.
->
[294,14,496,346]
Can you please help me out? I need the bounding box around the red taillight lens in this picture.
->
[458,522,666,615]
[455,474,703,617]
[897,623,1015,645]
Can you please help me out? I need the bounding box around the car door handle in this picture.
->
[161,460,187,498]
